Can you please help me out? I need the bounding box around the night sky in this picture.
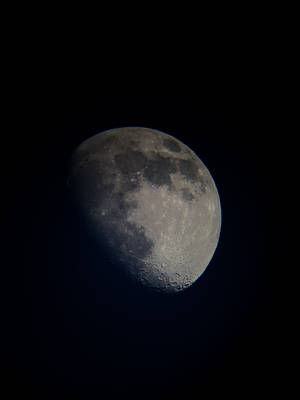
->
[3,99,274,399]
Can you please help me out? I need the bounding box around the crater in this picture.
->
[163,138,181,153]
[181,188,194,201]
[199,179,208,193]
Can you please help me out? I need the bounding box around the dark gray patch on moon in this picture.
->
[143,155,177,188]
[178,159,200,182]
[163,138,181,153]
[121,176,140,193]
[101,135,116,150]
[124,222,153,259]
[181,188,194,201]
[107,221,154,261]
[115,150,178,189]
[115,151,147,175]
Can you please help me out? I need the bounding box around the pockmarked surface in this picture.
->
[68,127,221,293]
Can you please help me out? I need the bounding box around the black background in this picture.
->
[2,91,275,399]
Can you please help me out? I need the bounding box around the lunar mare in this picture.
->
[68,127,221,293]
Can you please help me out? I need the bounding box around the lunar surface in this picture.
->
[68,127,221,293]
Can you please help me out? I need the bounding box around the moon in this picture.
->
[68,127,221,293]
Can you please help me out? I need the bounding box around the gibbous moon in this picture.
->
[68,127,221,293]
